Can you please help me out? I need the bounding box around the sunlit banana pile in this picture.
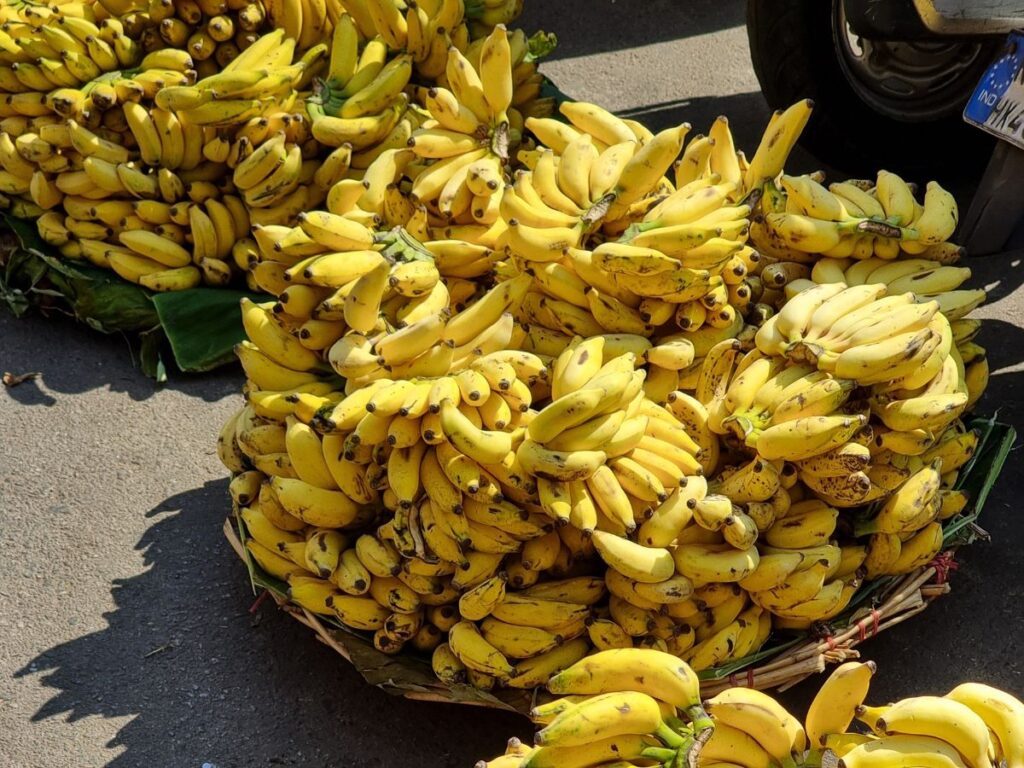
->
[183,0,1000,694]
[0,0,546,290]
[474,652,1024,768]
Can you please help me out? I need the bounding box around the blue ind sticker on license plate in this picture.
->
[964,31,1024,150]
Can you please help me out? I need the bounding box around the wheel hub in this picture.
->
[832,0,996,122]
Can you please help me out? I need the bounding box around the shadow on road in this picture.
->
[0,311,239,405]
[520,0,746,62]
[14,479,529,768]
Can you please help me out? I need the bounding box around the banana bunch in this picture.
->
[525,649,713,767]
[460,24,553,118]
[811,662,1020,768]
[92,0,275,82]
[809,255,985,327]
[22,27,335,288]
[752,169,960,262]
[691,338,864,464]
[153,28,316,124]
[516,101,671,229]
[501,109,774,399]
[225,286,786,684]
[754,282,951,385]
[463,0,524,36]
[0,14,142,117]
[522,335,703,534]
[403,25,522,223]
[476,657,1024,768]
[306,18,412,150]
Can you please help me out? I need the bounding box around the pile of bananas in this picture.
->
[185,0,997,695]
[475,653,1024,768]
[0,0,548,290]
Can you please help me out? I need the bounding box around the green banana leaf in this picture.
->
[151,287,261,373]
[0,212,265,381]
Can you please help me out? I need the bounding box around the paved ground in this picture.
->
[1,2,1023,766]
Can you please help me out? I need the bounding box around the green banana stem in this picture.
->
[642,746,680,762]
[655,722,687,749]
[724,413,763,439]
[524,30,558,62]
[665,715,691,735]
[744,428,763,450]
[760,180,787,213]
[374,226,436,263]
[852,518,879,537]
[803,748,825,768]
[618,218,665,241]
[683,704,715,742]
[463,0,487,18]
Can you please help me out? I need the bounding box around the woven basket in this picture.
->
[225,417,1014,715]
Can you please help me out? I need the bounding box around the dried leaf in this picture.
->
[2,371,40,387]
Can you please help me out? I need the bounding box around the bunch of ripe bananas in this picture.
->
[750,166,960,262]
[0,0,545,290]
[475,656,1024,768]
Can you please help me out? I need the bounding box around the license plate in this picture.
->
[964,31,1024,150]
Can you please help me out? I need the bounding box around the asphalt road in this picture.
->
[1,2,1023,766]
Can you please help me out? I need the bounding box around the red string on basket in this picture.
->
[728,669,756,688]
[824,634,837,651]
[857,609,881,642]
[929,551,959,584]
[249,589,270,613]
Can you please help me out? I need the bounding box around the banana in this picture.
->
[804,660,879,749]
[481,617,560,659]
[909,181,958,245]
[868,696,993,768]
[241,298,321,371]
[706,688,807,765]
[946,683,1024,768]
[744,99,813,190]
[699,721,776,768]
[459,575,507,621]
[547,648,709,727]
[505,638,590,691]
[862,460,942,535]
[246,539,302,580]
[589,529,674,583]
[888,522,943,574]
[438,398,512,465]
[754,415,868,462]
[607,122,690,217]
[520,733,662,768]
[490,594,589,629]
[738,551,806,592]
[535,691,682,749]
[765,500,838,548]
[270,477,366,529]
[285,416,337,490]
[674,542,759,583]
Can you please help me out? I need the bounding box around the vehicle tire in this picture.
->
[746,0,997,184]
